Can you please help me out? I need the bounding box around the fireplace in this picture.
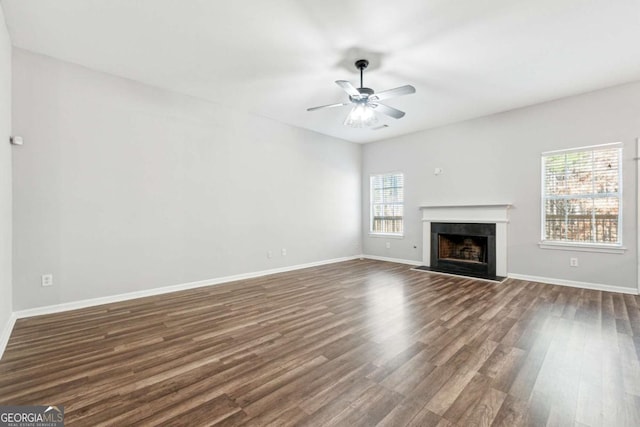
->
[430,222,496,278]
[419,204,511,280]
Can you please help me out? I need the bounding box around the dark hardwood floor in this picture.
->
[1,259,640,426]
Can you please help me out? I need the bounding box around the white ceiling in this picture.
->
[2,0,640,143]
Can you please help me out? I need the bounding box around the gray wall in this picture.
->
[363,82,640,290]
[10,47,640,311]
[12,49,361,310]
[0,7,11,327]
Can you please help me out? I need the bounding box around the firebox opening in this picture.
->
[426,222,499,280]
[438,234,488,264]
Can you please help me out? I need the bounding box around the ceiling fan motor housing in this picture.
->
[350,87,374,103]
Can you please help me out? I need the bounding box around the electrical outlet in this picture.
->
[281,248,287,256]
[267,251,273,259]
[41,274,53,287]
[570,257,578,267]
[385,242,391,249]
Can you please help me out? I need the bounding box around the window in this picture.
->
[541,143,622,246]
[370,172,404,235]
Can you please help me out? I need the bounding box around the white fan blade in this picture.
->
[335,80,361,97]
[370,103,405,119]
[369,85,415,102]
[307,102,350,112]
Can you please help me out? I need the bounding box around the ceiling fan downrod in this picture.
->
[355,59,369,89]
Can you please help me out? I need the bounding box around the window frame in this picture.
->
[539,142,624,253]
[369,171,405,238]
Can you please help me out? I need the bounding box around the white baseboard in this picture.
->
[360,254,422,266]
[507,273,639,295]
[0,312,17,361]
[14,256,360,320]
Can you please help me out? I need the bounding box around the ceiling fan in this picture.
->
[307,59,416,128]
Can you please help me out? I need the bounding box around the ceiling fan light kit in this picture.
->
[344,103,378,128]
[307,59,416,128]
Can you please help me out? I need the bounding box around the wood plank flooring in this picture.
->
[1,259,640,426]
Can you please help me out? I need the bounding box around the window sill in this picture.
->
[538,241,626,254]
[369,233,404,239]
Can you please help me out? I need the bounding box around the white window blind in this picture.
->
[541,143,622,245]
[370,173,404,235]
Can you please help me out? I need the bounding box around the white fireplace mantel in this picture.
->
[419,203,512,277]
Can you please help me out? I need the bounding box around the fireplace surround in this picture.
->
[431,222,496,278]
[419,204,511,280]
